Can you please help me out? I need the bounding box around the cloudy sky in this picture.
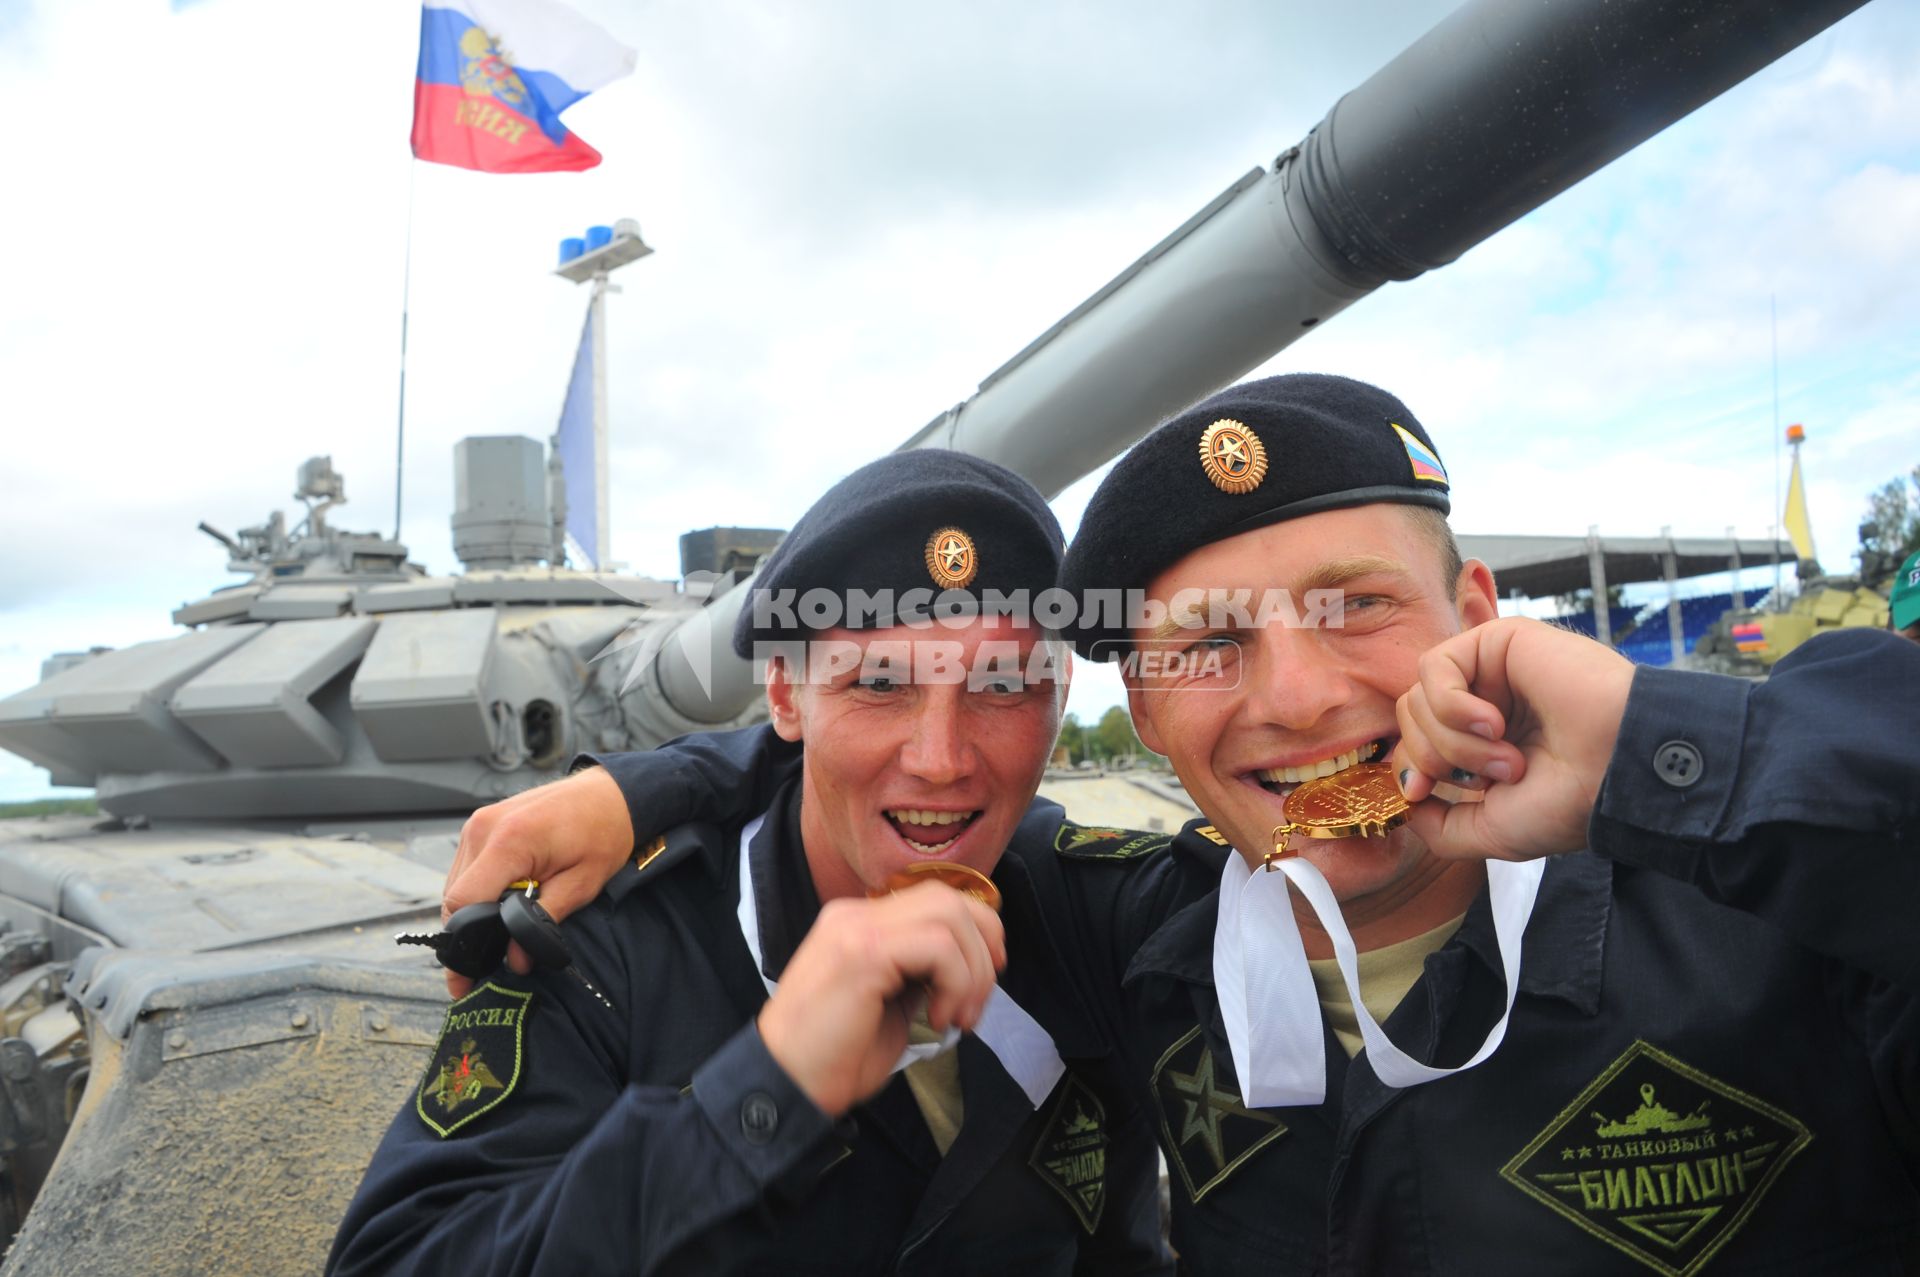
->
[1,0,1915,800]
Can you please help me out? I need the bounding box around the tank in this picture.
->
[0,0,1869,1269]
[0,441,767,1273]
[1693,572,1896,674]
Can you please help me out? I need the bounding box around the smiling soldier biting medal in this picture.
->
[329,451,1172,1276]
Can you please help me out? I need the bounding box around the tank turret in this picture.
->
[0,445,762,824]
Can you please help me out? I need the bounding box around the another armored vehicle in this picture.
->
[1694,572,1895,674]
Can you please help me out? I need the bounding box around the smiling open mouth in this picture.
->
[1252,737,1392,800]
[884,808,980,854]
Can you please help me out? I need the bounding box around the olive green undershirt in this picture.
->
[1307,914,1468,1059]
[904,1012,964,1155]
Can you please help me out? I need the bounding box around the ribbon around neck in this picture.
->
[1213,846,1545,1109]
[735,812,1065,1108]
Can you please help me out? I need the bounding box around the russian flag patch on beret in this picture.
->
[1391,422,1448,484]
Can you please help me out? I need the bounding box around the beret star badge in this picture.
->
[925,527,979,590]
[1198,419,1268,494]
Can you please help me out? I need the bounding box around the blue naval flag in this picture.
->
[555,307,597,566]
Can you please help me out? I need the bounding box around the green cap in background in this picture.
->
[1892,548,1920,631]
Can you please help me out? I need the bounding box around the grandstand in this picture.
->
[1579,588,1768,667]
[1459,530,1793,667]
[1544,605,1639,643]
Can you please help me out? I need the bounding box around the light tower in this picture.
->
[551,218,653,569]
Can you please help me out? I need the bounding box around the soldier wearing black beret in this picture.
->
[436,373,1920,1274]
[1058,371,1452,658]
[1046,372,1920,1273]
[734,448,1067,654]
[331,451,1173,1277]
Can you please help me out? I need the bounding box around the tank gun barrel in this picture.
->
[651,0,1867,725]
[905,0,1868,495]
[196,522,243,557]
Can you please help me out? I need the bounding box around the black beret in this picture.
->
[1058,373,1450,660]
[732,449,1064,657]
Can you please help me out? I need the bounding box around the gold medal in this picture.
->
[1266,762,1409,866]
[872,860,1003,912]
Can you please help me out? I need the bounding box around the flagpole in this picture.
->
[394,159,418,543]
[552,220,651,568]
[591,269,611,569]
[1769,294,1781,608]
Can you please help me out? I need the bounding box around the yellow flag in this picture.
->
[1783,453,1817,564]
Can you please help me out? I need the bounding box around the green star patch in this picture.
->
[1152,1025,1286,1201]
[1030,1073,1110,1234]
[1501,1040,1812,1277]
[1053,822,1170,860]
[417,982,533,1138]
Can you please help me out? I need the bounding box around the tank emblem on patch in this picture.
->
[1390,422,1448,485]
[1198,419,1268,495]
[1152,1025,1286,1202]
[1054,822,1168,860]
[1500,1039,1812,1277]
[925,527,978,590]
[1029,1073,1110,1234]
[417,982,533,1138]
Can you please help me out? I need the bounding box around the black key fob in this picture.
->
[436,900,512,978]
[500,891,571,970]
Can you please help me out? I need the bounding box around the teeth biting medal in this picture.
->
[1267,761,1410,862]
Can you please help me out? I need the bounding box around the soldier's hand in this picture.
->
[757,883,1006,1117]
[1391,616,1634,862]
[440,767,637,998]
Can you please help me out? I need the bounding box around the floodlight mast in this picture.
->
[554,218,653,568]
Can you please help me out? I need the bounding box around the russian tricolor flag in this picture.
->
[413,0,635,174]
[1389,422,1449,486]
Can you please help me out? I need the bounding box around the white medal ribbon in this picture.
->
[736,812,1065,1108]
[1213,847,1545,1108]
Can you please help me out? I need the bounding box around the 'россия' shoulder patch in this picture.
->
[1053,821,1170,861]
[416,982,533,1138]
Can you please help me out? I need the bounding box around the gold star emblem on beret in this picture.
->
[1198,419,1268,495]
[925,527,978,590]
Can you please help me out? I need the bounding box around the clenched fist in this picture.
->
[1391,616,1635,862]
[757,883,1006,1117]
[440,767,637,996]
